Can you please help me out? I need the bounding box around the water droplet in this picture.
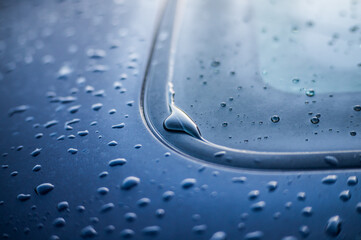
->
[108,158,127,167]
[57,65,72,79]
[162,191,175,201]
[299,225,310,238]
[164,104,202,139]
[32,165,41,172]
[100,203,114,213]
[77,130,89,137]
[322,175,337,184]
[339,190,351,201]
[17,194,31,202]
[98,171,108,178]
[53,217,65,228]
[302,206,313,216]
[324,156,338,166]
[67,148,78,154]
[107,141,118,146]
[121,229,135,238]
[80,226,97,238]
[86,48,106,59]
[248,190,260,200]
[57,201,69,212]
[124,212,137,222]
[347,176,358,186]
[192,224,207,234]
[213,151,226,157]
[210,231,227,240]
[271,115,280,123]
[30,148,42,157]
[181,178,196,189]
[353,105,361,111]
[281,237,297,240]
[325,215,342,236]
[310,117,319,124]
[251,201,265,211]
[297,192,306,201]
[267,181,278,191]
[91,103,103,111]
[211,60,221,67]
[97,187,109,195]
[305,89,315,97]
[244,231,264,240]
[137,197,151,207]
[111,123,125,129]
[121,176,140,190]
[142,226,161,236]
[292,78,300,84]
[68,105,81,114]
[35,183,54,195]
[350,131,357,136]
[356,202,361,213]
[155,209,165,218]
[8,105,29,117]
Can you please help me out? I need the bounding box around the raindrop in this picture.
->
[297,192,306,201]
[97,187,109,195]
[347,176,358,186]
[17,194,31,202]
[302,206,313,216]
[124,212,137,222]
[310,117,319,124]
[121,229,135,238]
[35,183,54,195]
[80,226,97,239]
[267,181,278,191]
[325,216,341,236]
[108,158,127,167]
[32,165,41,172]
[210,231,227,240]
[121,176,140,190]
[68,148,78,154]
[299,225,310,238]
[100,203,114,213]
[248,190,260,200]
[353,105,361,111]
[339,190,351,201]
[57,201,69,212]
[192,224,207,234]
[322,175,337,184]
[91,103,103,111]
[30,148,42,157]
[53,217,65,228]
[162,191,175,201]
[111,123,125,129]
[181,178,196,189]
[77,130,89,136]
[324,156,338,166]
[8,105,29,117]
[142,226,161,236]
[155,209,165,218]
[270,115,280,123]
[137,198,151,207]
[244,231,264,240]
[107,141,118,146]
[251,201,265,211]
[305,89,315,97]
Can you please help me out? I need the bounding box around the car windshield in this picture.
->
[167,0,361,152]
[143,0,361,169]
